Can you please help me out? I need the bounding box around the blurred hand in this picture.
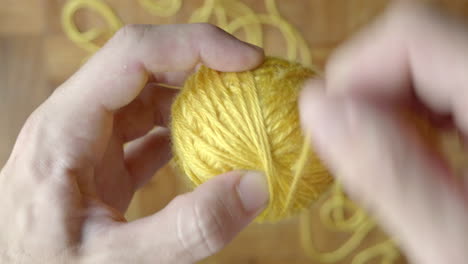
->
[0,24,268,263]
[300,2,468,264]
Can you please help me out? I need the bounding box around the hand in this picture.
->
[300,2,468,264]
[0,24,268,264]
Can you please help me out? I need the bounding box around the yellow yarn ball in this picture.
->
[171,57,333,222]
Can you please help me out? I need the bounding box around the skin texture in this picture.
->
[0,24,269,264]
[299,1,468,264]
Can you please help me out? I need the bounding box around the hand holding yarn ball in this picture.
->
[171,57,333,222]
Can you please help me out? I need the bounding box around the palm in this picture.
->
[86,85,176,214]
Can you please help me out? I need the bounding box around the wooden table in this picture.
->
[2,0,468,263]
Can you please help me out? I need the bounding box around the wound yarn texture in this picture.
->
[171,57,333,222]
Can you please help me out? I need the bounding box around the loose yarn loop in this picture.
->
[188,0,313,68]
[300,183,400,263]
[61,0,122,53]
[171,57,333,222]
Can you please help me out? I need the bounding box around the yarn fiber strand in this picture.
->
[171,57,333,222]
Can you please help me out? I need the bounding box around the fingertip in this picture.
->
[124,127,172,190]
[325,51,350,94]
[299,79,327,132]
[151,170,266,262]
[188,169,269,220]
[300,79,326,99]
[324,33,376,97]
[238,42,265,70]
[236,170,269,214]
[204,41,265,72]
[194,23,265,72]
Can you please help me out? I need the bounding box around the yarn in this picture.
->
[138,0,182,17]
[300,183,400,263]
[61,0,402,262]
[188,0,313,68]
[171,57,333,222]
[61,0,122,53]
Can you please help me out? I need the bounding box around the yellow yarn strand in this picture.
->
[138,0,182,17]
[61,0,122,53]
[188,0,312,67]
[300,183,374,262]
[352,240,400,264]
[300,183,400,263]
[61,1,401,263]
[189,0,263,47]
[283,137,313,215]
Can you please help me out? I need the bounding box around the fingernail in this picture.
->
[237,171,269,213]
[245,42,264,52]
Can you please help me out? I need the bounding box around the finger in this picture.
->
[115,84,178,142]
[32,23,263,165]
[326,1,468,133]
[95,171,268,263]
[124,127,171,189]
[61,23,264,111]
[299,85,468,264]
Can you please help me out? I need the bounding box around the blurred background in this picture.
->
[2,0,468,263]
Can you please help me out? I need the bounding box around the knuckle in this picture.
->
[21,107,44,137]
[174,194,229,260]
[8,107,45,160]
[7,105,84,187]
[114,24,153,45]
[193,201,227,254]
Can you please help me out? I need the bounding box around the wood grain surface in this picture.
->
[2,0,468,263]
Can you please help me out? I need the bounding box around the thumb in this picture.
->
[299,82,468,264]
[97,171,268,264]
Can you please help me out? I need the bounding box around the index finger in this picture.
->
[325,1,468,133]
[57,23,264,111]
